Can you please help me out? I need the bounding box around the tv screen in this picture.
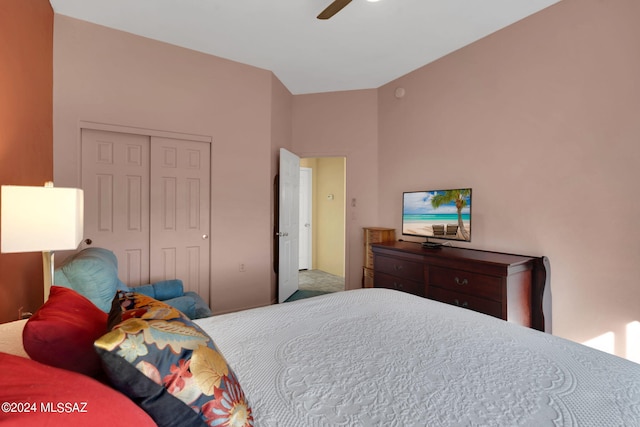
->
[402,188,471,242]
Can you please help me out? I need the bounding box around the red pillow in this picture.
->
[0,352,155,426]
[22,286,107,378]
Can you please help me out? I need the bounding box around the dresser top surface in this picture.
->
[371,241,537,267]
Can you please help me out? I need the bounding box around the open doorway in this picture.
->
[298,157,346,294]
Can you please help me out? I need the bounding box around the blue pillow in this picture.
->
[54,248,125,312]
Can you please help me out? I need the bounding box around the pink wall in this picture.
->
[53,15,275,313]
[378,0,640,358]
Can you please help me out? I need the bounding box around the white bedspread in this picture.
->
[195,288,640,427]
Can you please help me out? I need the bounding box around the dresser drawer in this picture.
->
[429,287,503,319]
[375,256,424,282]
[374,272,425,297]
[429,266,502,301]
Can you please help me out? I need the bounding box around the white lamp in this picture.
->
[1,182,84,301]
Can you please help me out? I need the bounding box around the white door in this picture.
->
[278,148,300,303]
[81,129,211,303]
[299,167,312,270]
[81,129,151,285]
[150,137,211,303]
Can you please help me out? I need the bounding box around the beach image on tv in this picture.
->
[402,189,471,241]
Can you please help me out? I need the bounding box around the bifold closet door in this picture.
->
[81,129,151,285]
[149,137,210,302]
[81,130,211,303]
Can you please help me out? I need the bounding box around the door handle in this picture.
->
[276,232,289,237]
[202,234,209,240]
[454,299,469,308]
[454,277,468,286]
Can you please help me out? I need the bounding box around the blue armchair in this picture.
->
[53,248,212,319]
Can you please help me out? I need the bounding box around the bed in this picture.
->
[1,288,639,426]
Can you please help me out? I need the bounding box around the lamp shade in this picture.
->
[1,185,84,253]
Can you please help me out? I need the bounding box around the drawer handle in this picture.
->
[454,277,468,286]
[454,299,469,308]
[394,265,404,271]
[393,282,404,290]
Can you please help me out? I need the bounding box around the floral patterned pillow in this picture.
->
[94,291,253,427]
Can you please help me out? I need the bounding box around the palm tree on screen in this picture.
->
[431,189,470,240]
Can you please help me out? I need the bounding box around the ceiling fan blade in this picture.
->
[317,0,353,20]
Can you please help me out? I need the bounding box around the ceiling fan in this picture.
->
[317,0,353,20]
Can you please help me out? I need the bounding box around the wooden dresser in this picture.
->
[371,241,549,331]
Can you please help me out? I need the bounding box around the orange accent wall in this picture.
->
[0,0,53,321]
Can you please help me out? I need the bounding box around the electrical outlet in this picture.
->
[239,263,246,272]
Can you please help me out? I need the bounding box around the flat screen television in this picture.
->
[402,188,472,243]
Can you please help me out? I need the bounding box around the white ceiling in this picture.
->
[49,0,561,95]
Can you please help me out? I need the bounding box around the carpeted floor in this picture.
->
[284,270,344,302]
[298,269,344,293]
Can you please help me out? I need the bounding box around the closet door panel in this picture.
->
[150,137,211,303]
[81,129,151,286]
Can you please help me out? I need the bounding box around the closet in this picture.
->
[80,128,211,302]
